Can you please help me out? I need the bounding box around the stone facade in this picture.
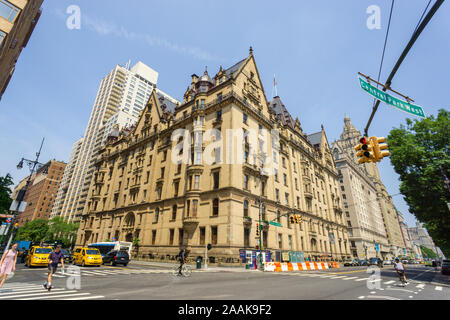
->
[332,117,390,260]
[0,0,43,100]
[77,49,351,263]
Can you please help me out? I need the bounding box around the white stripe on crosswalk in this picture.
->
[330,276,347,279]
[60,295,105,300]
[19,293,92,300]
[416,284,425,289]
[0,289,70,299]
[355,278,370,281]
[342,277,358,280]
[384,281,395,285]
[435,286,443,291]
[0,287,48,295]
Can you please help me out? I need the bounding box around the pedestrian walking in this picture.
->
[44,244,65,291]
[0,243,18,288]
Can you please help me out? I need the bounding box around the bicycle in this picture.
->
[171,259,192,278]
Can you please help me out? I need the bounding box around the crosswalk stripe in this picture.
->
[1,285,43,291]
[0,289,69,299]
[0,287,47,295]
[384,281,395,285]
[416,284,425,289]
[342,277,358,280]
[60,295,105,300]
[330,276,347,279]
[19,293,91,300]
[435,286,443,291]
[355,278,370,281]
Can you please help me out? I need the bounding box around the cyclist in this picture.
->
[177,248,190,276]
[394,257,407,285]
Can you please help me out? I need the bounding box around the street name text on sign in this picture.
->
[358,77,425,118]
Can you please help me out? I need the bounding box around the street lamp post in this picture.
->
[2,138,47,251]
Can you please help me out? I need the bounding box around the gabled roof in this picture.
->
[156,91,177,114]
[225,58,246,79]
[269,96,295,129]
[307,132,322,147]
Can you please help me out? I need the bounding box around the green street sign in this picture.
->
[269,221,282,227]
[358,77,425,118]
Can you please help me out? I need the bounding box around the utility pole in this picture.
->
[3,138,47,251]
[364,0,444,137]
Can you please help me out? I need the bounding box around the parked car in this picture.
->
[384,259,393,265]
[368,258,383,268]
[360,259,368,266]
[102,250,130,266]
[344,259,361,266]
[61,249,73,263]
[441,260,450,275]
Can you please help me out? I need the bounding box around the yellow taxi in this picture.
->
[73,247,102,267]
[25,246,53,267]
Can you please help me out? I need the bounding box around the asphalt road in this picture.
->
[1,262,448,300]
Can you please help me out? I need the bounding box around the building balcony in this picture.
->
[304,191,313,199]
[243,216,252,226]
[183,216,199,232]
[130,183,140,192]
[302,175,311,182]
[333,205,343,214]
[186,164,204,173]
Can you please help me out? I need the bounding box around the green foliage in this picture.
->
[133,238,140,247]
[15,219,49,242]
[420,245,437,259]
[388,109,450,256]
[15,217,79,247]
[0,173,14,214]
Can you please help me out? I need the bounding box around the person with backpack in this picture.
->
[0,243,18,289]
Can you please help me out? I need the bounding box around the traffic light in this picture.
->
[354,137,374,164]
[371,136,390,162]
[296,215,303,224]
[256,223,260,237]
[289,215,295,224]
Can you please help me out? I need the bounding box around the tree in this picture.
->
[46,217,79,247]
[0,173,14,214]
[15,219,49,242]
[420,245,437,259]
[388,109,450,256]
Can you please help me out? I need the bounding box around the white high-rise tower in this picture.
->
[52,62,177,222]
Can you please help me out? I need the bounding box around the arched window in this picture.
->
[155,208,159,223]
[124,212,135,227]
[243,200,249,217]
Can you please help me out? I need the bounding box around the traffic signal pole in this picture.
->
[363,0,444,137]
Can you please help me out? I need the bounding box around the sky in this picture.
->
[1,0,449,228]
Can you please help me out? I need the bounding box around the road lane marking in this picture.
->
[60,295,105,300]
[0,289,70,299]
[384,281,395,285]
[330,276,347,279]
[327,269,366,275]
[19,293,91,300]
[366,295,400,300]
[435,286,443,291]
[355,278,370,281]
[342,277,358,280]
[416,284,425,289]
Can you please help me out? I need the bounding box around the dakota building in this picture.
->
[76,49,351,263]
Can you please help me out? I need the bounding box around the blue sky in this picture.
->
[1,0,449,227]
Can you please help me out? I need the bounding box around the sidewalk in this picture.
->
[129,259,256,272]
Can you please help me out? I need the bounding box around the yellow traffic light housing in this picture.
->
[354,137,374,164]
[297,215,303,224]
[256,223,260,236]
[371,136,390,162]
[289,216,295,224]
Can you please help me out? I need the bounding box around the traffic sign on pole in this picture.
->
[358,77,425,118]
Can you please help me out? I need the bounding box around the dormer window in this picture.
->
[201,85,207,92]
